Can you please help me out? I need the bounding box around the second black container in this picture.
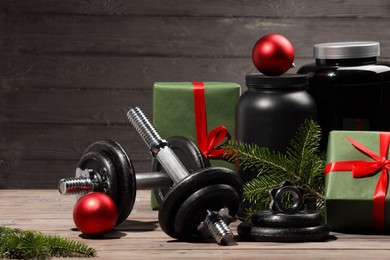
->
[298,41,390,149]
[236,73,317,216]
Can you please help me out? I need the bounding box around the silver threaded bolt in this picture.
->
[127,107,167,155]
[58,168,105,196]
[58,177,95,195]
[198,208,236,246]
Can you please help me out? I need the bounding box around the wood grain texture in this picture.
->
[0,54,256,90]
[0,125,150,161]
[2,15,390,57]
[0,125,153,188]
[0,89,152,124]
[0,160,81,189]
[1,0,390,18]
[1,189,390,259]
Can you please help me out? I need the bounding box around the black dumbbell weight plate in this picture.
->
[152,136,210,206]
[159,167,242,240]
[238,221,329,242]
[77,139,136,226]
[251,210,323,228]
[173,184,240,241]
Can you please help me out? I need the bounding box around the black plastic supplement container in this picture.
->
[236,73,317,217]
[298,41,390,149]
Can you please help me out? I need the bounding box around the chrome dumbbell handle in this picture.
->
[135,171,173,189]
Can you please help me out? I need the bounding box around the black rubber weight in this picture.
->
[158,167,242,240]
[152,136,210,206]
[77,139,136,226]
[238,221,329,242]
[251,210,323,228]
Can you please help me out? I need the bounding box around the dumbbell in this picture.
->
[58,137,210,227]
[127,107,243,245]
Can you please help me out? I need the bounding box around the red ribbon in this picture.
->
[324,133,390,230]
[192,82,231,159]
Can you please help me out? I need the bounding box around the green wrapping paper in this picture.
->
[325,131,390,232]
[151,82,241,209]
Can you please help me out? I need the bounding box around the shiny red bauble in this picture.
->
[73,192,118,235]
[252,34,295,76]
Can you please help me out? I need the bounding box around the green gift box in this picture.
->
[325,131,390,232]
[150,82,241,209]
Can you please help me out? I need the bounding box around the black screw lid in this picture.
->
[246,73,308,89]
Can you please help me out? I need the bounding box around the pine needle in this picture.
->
[223,119,325,215]
[0,226,96,259]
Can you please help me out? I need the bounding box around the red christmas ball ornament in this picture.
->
[73,192,118,235]
[252,34,295,76]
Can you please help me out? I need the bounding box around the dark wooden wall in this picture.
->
[1,0,389,188]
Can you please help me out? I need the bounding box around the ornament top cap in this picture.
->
[314,41,380,59]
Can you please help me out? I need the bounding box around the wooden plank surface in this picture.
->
[0,89,151,124]
[1,189,390,259]
[0,125,153,188]
[0,125,150,160]
[2,15,390,57]
[0,54,257,90]
[1,0,389,18]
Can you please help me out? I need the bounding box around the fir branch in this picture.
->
[285,119,324,195]
[47,235,97,258]
[223,119,325,214]
[0,226,96,259]
[224,141,290,177]
[286,119,316,175]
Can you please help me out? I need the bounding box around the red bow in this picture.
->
[324,133,390,230]
[192,82,231,159]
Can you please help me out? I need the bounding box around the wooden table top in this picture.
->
[1,189,390,259]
